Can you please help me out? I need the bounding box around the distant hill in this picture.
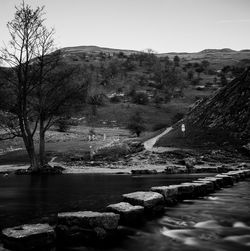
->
[158,48,250,69]
[61,45,139,55]
[60,45,250,70]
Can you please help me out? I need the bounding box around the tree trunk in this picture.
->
[39,118,46,167]
[39,131,45,167]
[92,105,97,116]
[19,117,40,171]
[23,135,39,171]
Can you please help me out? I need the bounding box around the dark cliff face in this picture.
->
[187,68,250,143]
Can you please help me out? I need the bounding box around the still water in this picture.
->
[0,174,250,251]
[0,173,209,228]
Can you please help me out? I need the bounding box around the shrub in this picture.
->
[55,117,71,132]
[127,111,146,137]
[110,95,121,103]
[132,92,149,105]
[153,94,164,107]
[94,142,130,161]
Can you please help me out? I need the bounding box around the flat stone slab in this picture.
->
[200,177,223,189]
[215,174,234,186]
[195,180,215,192]
[106,202,144,225]
[150,186,179,205]
[122,191,164,209]
[2,223,55,250]
[168,184,195,198]
[221,172,239,182]
[151,186,178,199]
[192,181,210,195]
[56,211,120,243]
[57,211,120,230]
[226,171,246,180]
[181,182,206,197]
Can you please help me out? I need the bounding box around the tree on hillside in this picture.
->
[201,60,210,73]
[173,55,180,67]
[0,2,87,171]
[127,111,146,137]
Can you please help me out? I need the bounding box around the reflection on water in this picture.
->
[0,174,249,251]
[0,173,208,228]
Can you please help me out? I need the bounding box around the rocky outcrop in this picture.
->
[187,68,250,144]
[1,223,55,251]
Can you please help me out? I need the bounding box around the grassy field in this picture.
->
[0,84,214,166]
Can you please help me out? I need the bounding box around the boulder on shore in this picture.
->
[106,202,144,225]
[1,223,55,251]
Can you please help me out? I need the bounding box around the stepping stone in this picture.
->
[221,172,239,182]
[227,171,245,180]
[151,186,178,205]
[151,186,178,198]
[181,182,206,197]
[1,223,55,251]
[200,177,223,189]
[194,180,215,192]
[215,174,234,186]
[169,184,195,199]
[242,169,250,177]
[122,191,164,214]
[56,211,120,241]
[191,181,209,195]
[106,202,144,225]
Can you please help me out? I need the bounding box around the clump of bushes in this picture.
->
[55,117,71,132]
[94,142,130,161]
[132,92,149,105]
[110,95,121,103]
[127,111,146,137]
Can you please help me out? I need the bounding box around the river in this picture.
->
[0,174,249,251]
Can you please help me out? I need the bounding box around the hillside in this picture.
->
[60,45,250,70]
[61,45,138,55]
[156,68,250,149]
[159,48,250,70]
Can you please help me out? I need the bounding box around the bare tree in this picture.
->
[0,2,87,171]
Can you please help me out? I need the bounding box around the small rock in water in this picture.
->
[224,234,250,246]
[233,222,250,228]
[194,220,222,229]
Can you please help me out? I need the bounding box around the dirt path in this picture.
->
[143,126,181,153]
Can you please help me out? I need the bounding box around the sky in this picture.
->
[0,0,250,53]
